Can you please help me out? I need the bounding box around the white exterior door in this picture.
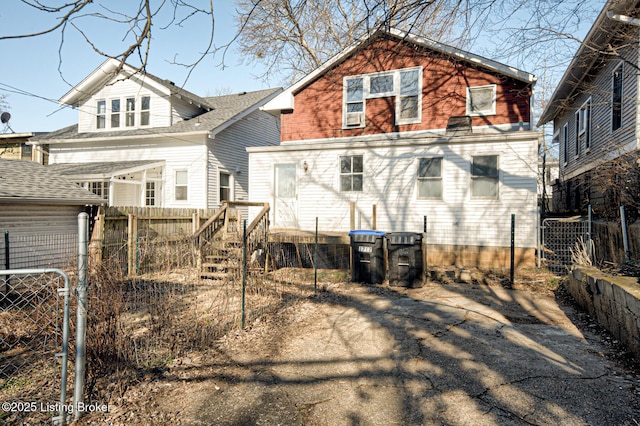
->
[274,163,297,228]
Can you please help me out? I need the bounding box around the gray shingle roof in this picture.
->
[0,158,105,204]
[49,160,163,178]
[31,88,282,142]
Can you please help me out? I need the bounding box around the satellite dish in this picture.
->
[0,112,10,124]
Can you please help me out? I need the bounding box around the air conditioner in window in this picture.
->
[346,112,363,126]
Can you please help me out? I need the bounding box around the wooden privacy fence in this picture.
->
[90,206,220,275]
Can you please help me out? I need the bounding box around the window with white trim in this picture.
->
[219,172,231,202]
[612,63,623,132]
[562,123,569,164]
[175,170,188,201]
[145,182,156,206]
[110,99,121,128]
[417,157,442,199]
[471,155,499,198]
[96,100,106,129]
[343,67,422,128]
[466,85,497,116]
[340,155,363,192]
[575,98,591,155]
[78,181,109,200]
[140,96,150,126]
[125,97,136,127]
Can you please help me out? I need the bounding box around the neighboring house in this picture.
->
[0,158,104,269]
[539,157,559,214]
[29,58,282,211]
[0,132,48,164]
[249,28,541,261]
[538,0,640,218]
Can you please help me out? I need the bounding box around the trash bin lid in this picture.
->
[386,232,423,245]
[349,230,386,236]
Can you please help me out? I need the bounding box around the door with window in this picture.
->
[274,164,297,228]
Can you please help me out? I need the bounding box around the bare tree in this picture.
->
[0,1,215,86]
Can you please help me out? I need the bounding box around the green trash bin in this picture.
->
[349,230,385,284]
[387,232,423,288]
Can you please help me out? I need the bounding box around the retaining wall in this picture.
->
[569,267,640,361]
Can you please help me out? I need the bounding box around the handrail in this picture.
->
[246,204,270,236]
[193,203,228,240]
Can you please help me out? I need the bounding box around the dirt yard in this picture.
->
[78,271,640,425]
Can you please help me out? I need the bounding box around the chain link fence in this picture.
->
[0,269,73,425]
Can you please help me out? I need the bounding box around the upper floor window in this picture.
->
[417,157,443,199]
[343,67,422,128]
[340,155,363,192]
[111,99,121,128]
[575,98,591,155]
[96,100,106,129]
[125,97,136,127]
[562,123,569,164]
[612,63,623,132]
[471,155,499,198]
[140,96,151,126]
[466,85,497,116]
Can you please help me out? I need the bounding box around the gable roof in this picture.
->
[59,58,215,110]
[31,88,282,143]
[538,0,640,125]
[0,158,104,205]
[263,27,536,113]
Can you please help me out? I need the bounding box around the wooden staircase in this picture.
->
[193,202,269,281]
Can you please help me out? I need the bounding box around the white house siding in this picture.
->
[208,109,281,214]
[249,132,539,248]
[0,204,83,269]
[77,76,172,133]
[49,136,209,209]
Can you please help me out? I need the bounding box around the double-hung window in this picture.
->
[562,123,569,164]
[417,158,443,199]
[466,85,497,116]
[575,98,591,155]
[125,97,136,127]
[111,99,121,128]
[342,66,422,128]
[175,170,188,201]
[340,155,363,192]
[219,172,231,202]
[140,96,151,126]
[612,63,623,132]
[471,155,499,198]
[96,100,106,129]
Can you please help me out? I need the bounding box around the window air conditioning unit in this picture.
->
[346,112,363,126]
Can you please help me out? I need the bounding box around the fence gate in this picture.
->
[541,218,589,274]
[0,269,72,425]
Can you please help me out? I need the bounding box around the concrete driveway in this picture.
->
[95,280,640,425]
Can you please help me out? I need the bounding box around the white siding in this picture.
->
[77,76,172,133]
[249,134,539,248]
[208,109,280,212]
[0,204,83,269]
[50,137,209,209]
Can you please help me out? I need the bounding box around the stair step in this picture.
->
[200,271,229,280]
[202,262,240,271]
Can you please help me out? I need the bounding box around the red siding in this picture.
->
[281,36,532,142]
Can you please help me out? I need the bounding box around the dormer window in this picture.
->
[96,100,106,129]
[342,66,422,128]
[96,95,150,130]
[126,97,136,127]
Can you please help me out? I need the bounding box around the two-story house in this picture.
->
[29,58,282,210]
[248,28,541,264]
[538,0,640,219]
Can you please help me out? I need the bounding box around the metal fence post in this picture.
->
[74,212,89,420]
[314,217,318,293]
[510,214,515,286]
[241,219,247,329]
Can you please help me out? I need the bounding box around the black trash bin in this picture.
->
[387,232,423,288]
[349,230,385,284]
